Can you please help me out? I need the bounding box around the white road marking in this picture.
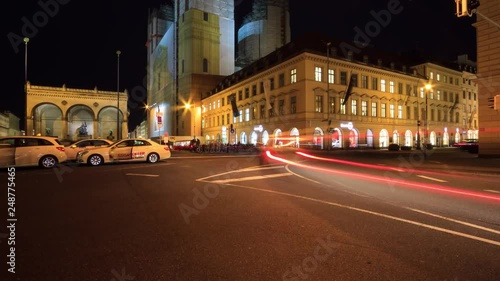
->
[285,165,323,185]
[196,164,283,182]
[220,183,500,247]
[484,189,500,194]
[417,175,447,183]
[210,173,292,184]
[406,207,500,235]
[125,173,159,177]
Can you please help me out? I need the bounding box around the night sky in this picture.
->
[3,0,476,131]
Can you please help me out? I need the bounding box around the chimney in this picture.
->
[347,50,353,61]
[377,59,383,67]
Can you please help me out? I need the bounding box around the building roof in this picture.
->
[206,32,432,97]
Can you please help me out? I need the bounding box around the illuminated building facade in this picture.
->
[25,82,128,141]
[200,37,478,149]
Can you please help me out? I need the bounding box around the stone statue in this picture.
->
[78,121,88,136]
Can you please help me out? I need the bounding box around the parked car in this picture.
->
[0,136,67,168]
[453,139,478,150]
[65,138,113,161]
[77,138,171,166]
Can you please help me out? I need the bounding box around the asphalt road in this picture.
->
[1,148,499,281]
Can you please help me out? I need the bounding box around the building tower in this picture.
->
[236,0,291,69]
[147,0,235,141]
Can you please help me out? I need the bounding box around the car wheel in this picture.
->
[39,155,57,168]
[147,153,159,163]
[88,154,103,166]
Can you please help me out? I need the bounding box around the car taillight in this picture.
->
[164,146,170,151]
[56,147,65,152]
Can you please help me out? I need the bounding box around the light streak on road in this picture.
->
[265,151,500,203]
[294,151,497,182]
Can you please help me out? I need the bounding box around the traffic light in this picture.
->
[417,120,421,126]
[456,0,480,17]
[488,95,499,110]
[469,0,480,11]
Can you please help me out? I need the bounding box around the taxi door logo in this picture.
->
[156,111,163,129]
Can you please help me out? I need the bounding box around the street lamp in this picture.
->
[24,37,29,135]
[423,83,432,159]
[116,50,121,141]
[184,103,198,138]
[324,42,332,150]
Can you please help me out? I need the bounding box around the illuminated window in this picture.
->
[381,79,386,92]
[389,81,394,93]
[328,69,335,84]
[371,102,377,117]
[328,96,335,113]
[390,104,395,118]
[340,99,346,114]
[381,103,386,118]
[351,100,357,115]
[315,67,322,82]
[315,95,323,113]
[290,69,297,83]
[245,108,250,121]
[361,101,367,116]
[398,105,403,119]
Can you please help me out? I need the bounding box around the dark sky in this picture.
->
[3,0,476,131]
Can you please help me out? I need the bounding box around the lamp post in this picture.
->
[24,37,29,135]
[116,50,121,141]
[423,83,432,159]
[324,42,331,150]
[185,103,197,138]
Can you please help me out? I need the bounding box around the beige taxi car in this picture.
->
[77,138,171,166]
[65,138,113,161]
[0,136,67,168]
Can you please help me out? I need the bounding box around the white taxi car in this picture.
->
[65,138,113,161]
[77,138,171,166]
[0,136,68,169]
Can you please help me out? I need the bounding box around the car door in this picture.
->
[131,140,149,161]
[0,138,16,168]
[14,138,39,166]
[67,140,91,160]
[109,140,134,161]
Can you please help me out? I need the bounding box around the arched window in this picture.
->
[203,58,208,73]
